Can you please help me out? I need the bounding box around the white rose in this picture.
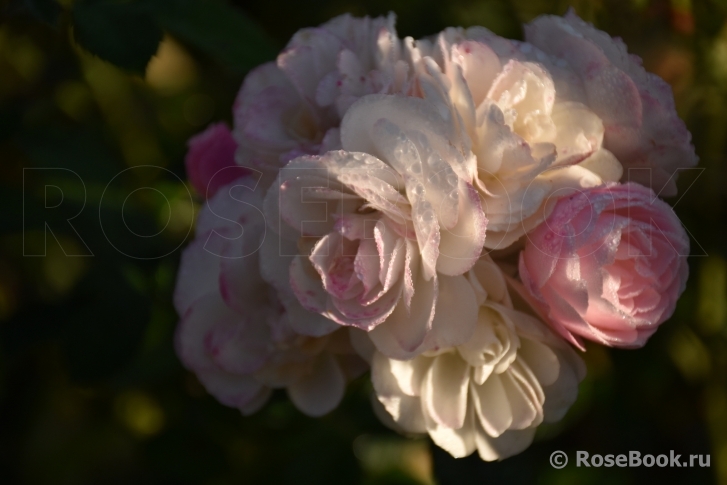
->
[371,258,585,460]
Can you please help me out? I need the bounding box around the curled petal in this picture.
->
[437,181,487,276]
[425,405,477,459]
[197,370,266,410]
[369,265,437,358]
[422,352,470,429]
[475,426,536,462]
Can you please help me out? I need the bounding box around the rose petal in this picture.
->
[288,352,346,417]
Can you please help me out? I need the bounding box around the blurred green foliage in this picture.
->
[1,0,726,483]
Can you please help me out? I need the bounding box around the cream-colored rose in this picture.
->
[410,27,624,249]
[371,258,585,460]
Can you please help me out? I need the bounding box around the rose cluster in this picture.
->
[174,10,693,461]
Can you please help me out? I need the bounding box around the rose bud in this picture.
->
[185,122,247,198]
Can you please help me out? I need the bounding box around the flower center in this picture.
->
[329,255,356,291]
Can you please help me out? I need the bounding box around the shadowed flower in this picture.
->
[232,13,412,183]
[185,122,246,198]
[524,9,698,196]
[174,180,365,416]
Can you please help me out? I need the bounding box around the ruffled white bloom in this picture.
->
[265,93,488,359]
[371,258,585,460]
[409,27,625,249]
[174,180,366,416]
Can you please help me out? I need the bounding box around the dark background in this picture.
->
[1,0,725,483]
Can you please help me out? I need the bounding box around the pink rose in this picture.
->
[525,10,698,196]
[518,183,689,348]
[185,123,247,198]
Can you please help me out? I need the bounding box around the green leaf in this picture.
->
[150,0,278,73]
[72,0,163,73]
